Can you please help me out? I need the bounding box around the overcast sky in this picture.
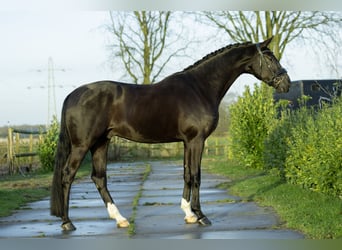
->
[0,11,341,126]
[1,12,113,126]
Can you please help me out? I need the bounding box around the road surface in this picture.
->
[0,161,304,239]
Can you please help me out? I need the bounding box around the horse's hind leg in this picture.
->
[90,138,129,228]
[61,146,88,231]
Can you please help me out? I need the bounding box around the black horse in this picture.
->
[51,37,290,231]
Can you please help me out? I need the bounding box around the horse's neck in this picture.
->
[187,47,251,106]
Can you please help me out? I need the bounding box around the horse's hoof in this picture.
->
[61,221,76,231]
[117,219,130,228]
[198,216,212,226]
[184,215,198,224]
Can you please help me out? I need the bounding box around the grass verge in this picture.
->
[203,157,342,239]
[0,162,91,218]
[0,173,51,217]
[128,163,152,237]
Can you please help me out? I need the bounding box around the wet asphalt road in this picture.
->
[0,161,304,239]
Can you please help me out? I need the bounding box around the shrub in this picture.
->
[38,117,59,172]
[228,83,277,169]
[263,102,291,175]
[263,98,314,176]
[285,101,342,197]
[228,83,342,197]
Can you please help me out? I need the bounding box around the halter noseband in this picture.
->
[256,43,287,88]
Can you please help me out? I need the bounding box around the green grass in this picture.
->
[0,173,51,217]
[0,189,49,217]
[202,157,342,239]
[0,162,91,218]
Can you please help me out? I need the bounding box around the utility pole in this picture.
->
[47,57,57,126]
[27,57,73,127]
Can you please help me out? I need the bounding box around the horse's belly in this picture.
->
[109,121,181,144]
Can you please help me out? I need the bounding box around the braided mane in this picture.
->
[183,41,253,71]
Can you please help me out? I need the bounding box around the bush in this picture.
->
[229,84,342,197]
[228,83,276,169]
[263,99,314,175]
[38,117,59,172]
[285,101,342,197]
[263,108,290,175]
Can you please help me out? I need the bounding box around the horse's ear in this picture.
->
[259,37,273,48]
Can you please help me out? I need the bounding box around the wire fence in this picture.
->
[0,128,44,175]
[107,136,229,161]
[0,130,229,176]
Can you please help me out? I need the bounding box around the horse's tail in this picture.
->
[50,103,70,217]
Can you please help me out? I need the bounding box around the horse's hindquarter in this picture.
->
[64,82,120,146]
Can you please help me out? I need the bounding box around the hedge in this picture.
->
[228,83,276,169]
[228,83,342,197]
[284,101,342,197]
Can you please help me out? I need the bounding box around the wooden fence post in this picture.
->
[29,133,33,168]
[7,127,14,175]
[15,132,20,158]
[6,128,46,174]
[205,140,209,156]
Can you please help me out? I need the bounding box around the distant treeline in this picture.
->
[0,125,45,138]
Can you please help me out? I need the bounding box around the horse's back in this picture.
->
[61,75,215,144]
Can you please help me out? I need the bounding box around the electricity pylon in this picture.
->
[47,56,57,125]
[27,57,71,127]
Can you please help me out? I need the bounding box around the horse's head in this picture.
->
[247,37,290,93]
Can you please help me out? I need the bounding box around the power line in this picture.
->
[48,57,57,124]
[27,84,76,89]
[27,57,73,126]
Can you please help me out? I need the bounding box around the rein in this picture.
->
[255,43,287,88]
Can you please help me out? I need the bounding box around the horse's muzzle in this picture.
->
[274,74,291,93]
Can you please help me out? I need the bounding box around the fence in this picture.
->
[5,128,44,175]
[0,128,228,175]
[107,136,229,161]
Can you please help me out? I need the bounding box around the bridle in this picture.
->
[256,44,287,88]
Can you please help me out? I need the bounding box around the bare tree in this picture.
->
[107,11,190,84]
[204,11,342,60]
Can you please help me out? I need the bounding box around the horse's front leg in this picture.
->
[189,140,212,226]
[181,138,211,226]
[181,142,198,224]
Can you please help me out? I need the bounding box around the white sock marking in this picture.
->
[107,202,127,223]
[181,198,197,219]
